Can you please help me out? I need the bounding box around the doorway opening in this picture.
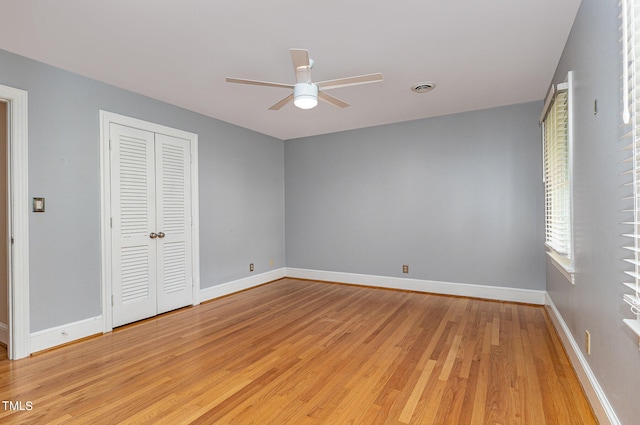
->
[0,101,7,357]
[0,84,29,360]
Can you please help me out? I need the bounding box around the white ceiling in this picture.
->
[0,0,581,140]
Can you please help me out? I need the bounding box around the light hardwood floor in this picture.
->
[0,279,596,424]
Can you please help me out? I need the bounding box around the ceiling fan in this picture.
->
[226,49,383,110]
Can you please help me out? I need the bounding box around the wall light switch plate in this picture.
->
[33,197,45,212]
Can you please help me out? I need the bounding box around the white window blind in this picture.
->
[543,89,570,254]
[541,74,574,283]
[621,0,640,337]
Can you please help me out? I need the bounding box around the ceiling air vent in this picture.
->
[411,82,436,93]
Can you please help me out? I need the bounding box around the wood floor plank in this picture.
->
[0,279,597,424]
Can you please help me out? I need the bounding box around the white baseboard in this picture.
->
[26,269,286,355]
[0,322,7,346]
[199,268,286,303]
[24,267,541,355]
[30,316,103,354]
[545,294,620,425]
[285,268,546,305]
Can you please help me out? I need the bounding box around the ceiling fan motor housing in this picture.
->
[294,83,319,109]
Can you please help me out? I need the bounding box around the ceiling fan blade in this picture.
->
[318,91,350,108]
[268,94,294,110]
[290,49,310,71]
[226,77,293,89]
[316,73,383,90]
[290,49,312,83]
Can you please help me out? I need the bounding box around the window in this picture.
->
[541,73,574,284]
[622,0,640,336]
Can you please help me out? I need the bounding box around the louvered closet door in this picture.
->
[155,134,192,314]
[110,125,193,328]
[111,124,158,327]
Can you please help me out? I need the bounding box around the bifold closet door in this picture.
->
[110,124,192,328]
[111,124,157,327]
[155,133,192,315]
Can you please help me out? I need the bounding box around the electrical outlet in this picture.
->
[269,259,274,267]
[250,263,254,272]
[585,330,591,355]
[402,264,409,274]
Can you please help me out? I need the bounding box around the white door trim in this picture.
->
[0,84,30,360]
[99,111,200,332]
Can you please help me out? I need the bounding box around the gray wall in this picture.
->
[285,101,546,290]
[546,0,640,424]
[0,49,285,332]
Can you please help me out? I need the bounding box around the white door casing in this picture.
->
[100,111,200,332]
[0,85,29,360]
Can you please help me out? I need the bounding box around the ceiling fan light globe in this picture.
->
[294,95,318,109]
[293,83,318,109]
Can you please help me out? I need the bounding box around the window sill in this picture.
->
[546,250,575,285]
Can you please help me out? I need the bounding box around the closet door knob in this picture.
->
[157,232,165,239]
[149,232,157,239]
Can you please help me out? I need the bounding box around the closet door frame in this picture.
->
[99,111,200,333]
